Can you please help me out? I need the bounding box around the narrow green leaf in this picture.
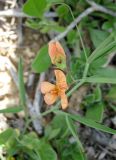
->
[89,29,109,48]
[86,103,104,122]
[106,86,116,100]
[86,67,116,84]
[86,76,116,84]
[23,0,47,18]
[69,113,116,134]
[55,111,116,135]
[88,41,116,63]
[94,85,102,102]
[88,34,115,63]
[18,58,26,107]
[95,67,116,78]
[65,115,86,160]
[38,139,57,160]
[47,128,61,140]
[32,45,51,73]
[0,107,23,113]
[56,4,69,17]
[46,0,63,3]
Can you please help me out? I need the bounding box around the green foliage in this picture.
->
[0,130,57,160]
[89,29,109,48]
[88,34,116,64]
[0,106,22,114]
[86,103,104,122]
[86,76,116,84]
[23,0,47,18]
[69,112,116,134]
[65,115,86,159]
[20,133,57,160]
[84,85,104,122]
[45,114,86,160]
[47,0,64,3]
[56,5,69,17]
[26,18,65,33]
[45,114,69,138]
[18,58,26,107]
[0,128,17,145]
[106,85,116,101]
[87,67,116,84]
[32,45,51,73]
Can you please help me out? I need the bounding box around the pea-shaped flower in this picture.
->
[40,70,68,109]
[48,41,66,70]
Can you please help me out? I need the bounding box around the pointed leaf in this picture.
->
[86,103,104,122]
[0,106,23,113]
[69,113,116,134]
[18,58,26,107]
[23,0,47,18]
[32,45,51,73]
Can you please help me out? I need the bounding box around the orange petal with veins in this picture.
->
[40,81,55,94]
[61,93,68,109]
[44,93,58,105]
[48,41,66,64]
[54,70,68,90]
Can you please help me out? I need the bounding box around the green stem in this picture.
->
[83,62,89,79]
[67,79,85,97]
[41,105,59,116]
[65,114,84,152]
[56,2,88,61]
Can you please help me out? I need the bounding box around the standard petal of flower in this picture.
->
[54,70,68,90]
[55,41,65,56]
[48,41,56,63]
[40,81,55,94]
[44,93,57,105]
[61,93,68,109]
[48,41,66,64]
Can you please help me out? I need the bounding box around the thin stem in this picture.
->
[82,62,89,79]
[54,111,86,159]
[68,7,88,61]
[55,3,88,61]
[67,79,85,97]
[65,114,84,152]
[41,105,59,116]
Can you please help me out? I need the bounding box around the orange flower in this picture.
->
[40,70,68,109]
[48,41,66,69]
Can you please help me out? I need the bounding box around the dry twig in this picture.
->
[86,0,116,17]
[0,9,57,18]
[52,2,116,41]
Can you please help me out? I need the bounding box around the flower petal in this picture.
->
[40,81,55,94]
[44,93,57,105]
[54,70,68,90]
[55,41,65,56]
[61,93,68,109]
[48,41,66,64]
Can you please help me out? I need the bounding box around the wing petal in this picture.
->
[44,93,57,105]
[40,81,55,94]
